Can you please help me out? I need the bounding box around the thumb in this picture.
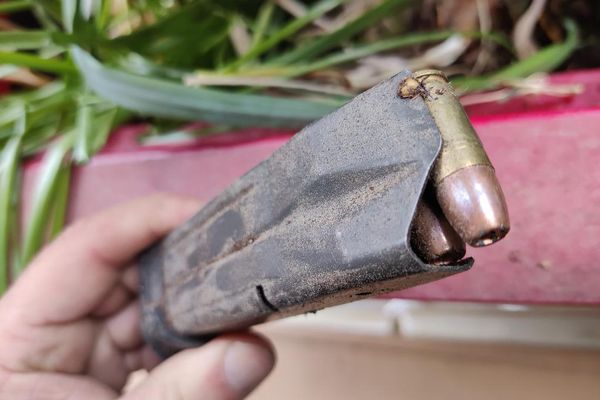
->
[121,334,275,400]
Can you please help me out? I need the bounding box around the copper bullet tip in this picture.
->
[411,196,466,265]
[436,165,510,247]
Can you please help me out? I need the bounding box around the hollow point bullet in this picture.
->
[411,195,466,265]
[401,70,510,247]
[436,165,509,247]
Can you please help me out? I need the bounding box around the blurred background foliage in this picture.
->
[0,0,597,291]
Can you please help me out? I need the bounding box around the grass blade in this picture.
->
[0,51,76,75]
[48,164,71,240]
[20,135,73,270]
[0,31,52,50]
[0,0,32,14]
[290,30,455,76]
[0,136,21,294]
[251,1,276,47]
[453,19,579,92]
[61,0,77,33]
[73,95,94,162]
[73,97,118,163]
[90,106,118,156]
[283,30,512,78]
[112,1,232,70]
[185,72,352,96]
[493,19,579,80]
[225,0,343,71]
[72,47,340,128]
[271,0,413,65]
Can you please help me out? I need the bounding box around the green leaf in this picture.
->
[111,1,233,69]
[47,164,71,240]
[114,52,187,80]
[72,47,340,128]
[73,95,94,162]
[0,0,32,14]
[20,135,73,270]
[0,31,52,50]
[90,106,118,155]
[31,1,63,30]
[290,30,455,76]
[0,135,22,293]
[73,96,118,163]
[61,0,76,33]
[0,83,75,158]
[20,117,63,156]
[8,167,21,282]
[0,51,77,74]
[271,0,413,66]
[1,81,67,106]
[0,102,28,128]
[453,19,579,92]
[95,0,113,31]
[493,19,579,80]
[225,0,343,71]
[251,1,275,47]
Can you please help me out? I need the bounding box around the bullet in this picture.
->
[400,70,510,247]
[436,165,509,247]
[411,194,466,265]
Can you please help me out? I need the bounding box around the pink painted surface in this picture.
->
[21,70,600,305]
[399,108,600,304]
[463,69,600,116]
[68,133,288,218]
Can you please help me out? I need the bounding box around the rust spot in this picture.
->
[233,234,257,252]
[398,77,421,98]
[398,77,431,99]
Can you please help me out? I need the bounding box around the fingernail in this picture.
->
[223,340,275,395]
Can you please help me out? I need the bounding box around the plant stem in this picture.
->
[0,51,77,75]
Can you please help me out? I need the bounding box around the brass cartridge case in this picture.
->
[401,70,510,247]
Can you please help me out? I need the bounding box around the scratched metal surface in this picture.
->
[135,72,474,354]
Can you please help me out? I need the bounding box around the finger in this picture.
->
[121,264,139,294]
[3,194,200,324]
[92,284,132,318]
[86,344,160,392]
[105,301,142,351]
[87,301,145,389]
[0,371,117,400]
[121,334,275,400]
[87,301,143,388]
[123,345,161,372]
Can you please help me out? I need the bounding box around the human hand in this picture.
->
[0,194,275,399]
